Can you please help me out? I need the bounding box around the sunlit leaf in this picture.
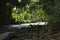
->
[18,0,21,2]
[31,0,39,2]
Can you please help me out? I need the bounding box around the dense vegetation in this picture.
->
[0,0,60,40]
[12,3,46,23]
[0,0,60,24]
[0,0,51,24]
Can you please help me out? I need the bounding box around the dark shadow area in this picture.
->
[0,0,12,25]
[0,25,43,40]
[0,0,19,25]
[53,22,60,34]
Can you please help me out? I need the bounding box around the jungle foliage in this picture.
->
[11,0,49,23]
[0,0,60,24]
